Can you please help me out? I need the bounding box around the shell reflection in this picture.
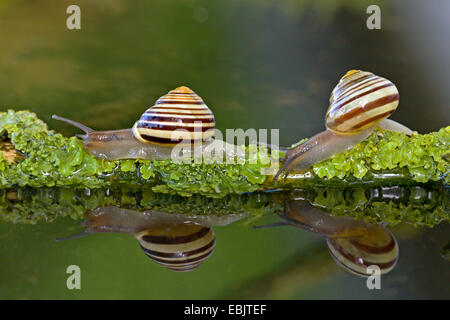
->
[59,206,245,272]
[326,230,398,277]
[136,225,216,272]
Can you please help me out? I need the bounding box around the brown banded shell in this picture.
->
[136,224,216,272]
[132,86,215,145]
[326,227,399,277]
[326,70,399,134]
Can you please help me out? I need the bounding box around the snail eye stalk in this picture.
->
[52,115,93,135]
[55,231,92,242]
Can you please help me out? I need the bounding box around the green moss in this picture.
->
[0,110,448,197]
[0,110,112,188]
[312,127,450,184]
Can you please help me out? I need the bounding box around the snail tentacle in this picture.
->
[55,231,93,242]
[52,115,93,134]
[377,119,413,135]
[252,221,290,229]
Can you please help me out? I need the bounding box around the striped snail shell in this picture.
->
[327,226,398,277]
[135,224,216,272]
[326,70,399,134]
[132,86,215,145]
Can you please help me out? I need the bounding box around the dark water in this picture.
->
[0,0,449,299]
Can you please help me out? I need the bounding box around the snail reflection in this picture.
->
[57,206,246,272]
[256,199,399,277]
[1,185,446,272]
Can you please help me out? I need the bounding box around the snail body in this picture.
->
[53,86,216,161]
[274,70,413,179]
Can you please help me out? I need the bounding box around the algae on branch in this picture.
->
[0,110,449,197]
[311,126,450,183]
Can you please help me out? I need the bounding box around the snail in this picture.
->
[255,199,398,276]
[56,206,245,272]
[274,70,414,179]
[52,86,216,160]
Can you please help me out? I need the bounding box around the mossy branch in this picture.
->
[0,110,448,197]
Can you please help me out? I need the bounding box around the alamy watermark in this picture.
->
[165,126,281,175]
[66,265,81,290]
[366,5,381,30]
[366,265,381,290]
[66,5,81,30]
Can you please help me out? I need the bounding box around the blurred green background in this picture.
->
[0,0,449,299]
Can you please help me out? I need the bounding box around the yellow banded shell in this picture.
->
[136,224,216,272]
[327,227,399,277]
[326,70,399,134]
[132,86,215,145]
